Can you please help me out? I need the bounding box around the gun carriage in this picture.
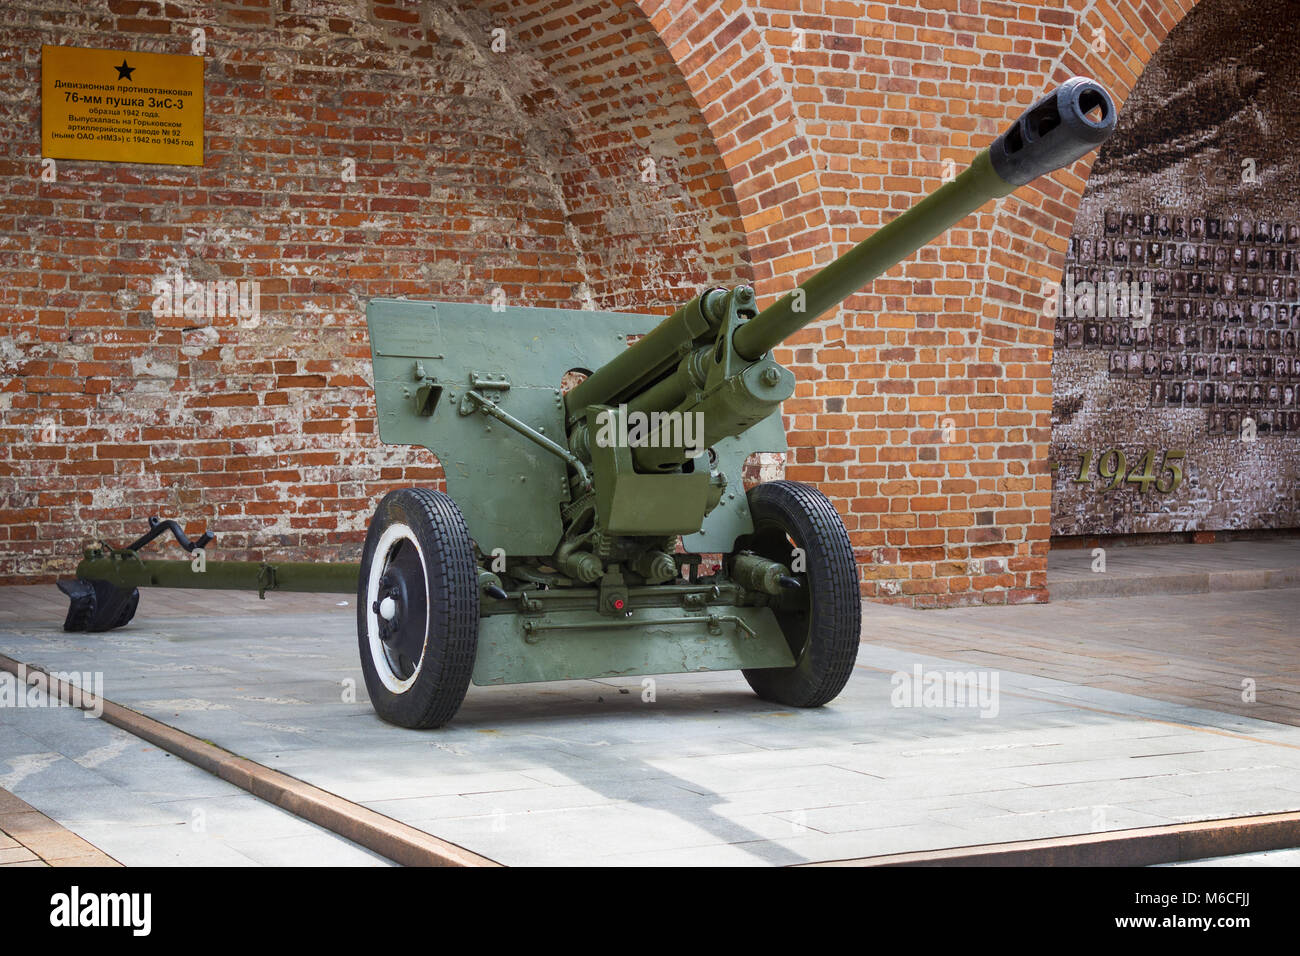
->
[60,79,1116,727]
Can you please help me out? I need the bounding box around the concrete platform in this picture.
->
[869,587,1300,727]
[1,583,1297,865]
[1048,539,1300,600]
[0,655,393,867]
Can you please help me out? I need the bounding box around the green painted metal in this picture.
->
[682,410,786,553]
[621,298,797,474]
[367,300,672,556]
[471,604,793,685]
[478,581,748,617]
[74,555,359,594]
[368,298,789,554]
[462,387,593,491]
[585,404,711,535]
[562,289,725,422]
[732,553,791,595]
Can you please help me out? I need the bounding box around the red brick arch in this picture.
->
[0,0,1202,606]
[632,0,1202,605]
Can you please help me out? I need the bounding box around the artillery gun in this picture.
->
[60,79,1116,727]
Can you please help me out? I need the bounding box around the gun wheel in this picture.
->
[356,488,479,729]
[737,480,860,708]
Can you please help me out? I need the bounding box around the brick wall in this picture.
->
[0,0,749,580]
[1,0,1198,605]
[636,0,1197,605]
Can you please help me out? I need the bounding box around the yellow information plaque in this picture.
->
[41,45,203,166]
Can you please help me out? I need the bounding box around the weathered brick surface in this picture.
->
[0,0,1198,606]
[639,0,1197,606]
[0,0,749,579]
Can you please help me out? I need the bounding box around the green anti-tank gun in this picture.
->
[61,79,1116,728]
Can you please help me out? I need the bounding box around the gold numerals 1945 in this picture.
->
[1051,449,1186,494]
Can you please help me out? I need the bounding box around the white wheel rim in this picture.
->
[366,522,430,693]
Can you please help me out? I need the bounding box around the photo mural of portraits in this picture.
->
[1050,0,1300,535]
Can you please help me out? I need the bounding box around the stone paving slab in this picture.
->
[0,682,393,867]
[1048,539,1300,599]
[864,587,1300,727]
[1,586,1298,866]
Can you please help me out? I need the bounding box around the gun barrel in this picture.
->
[732,77,1115,360]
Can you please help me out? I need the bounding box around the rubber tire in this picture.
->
[738,480,860,708]
[356,488,479,729]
